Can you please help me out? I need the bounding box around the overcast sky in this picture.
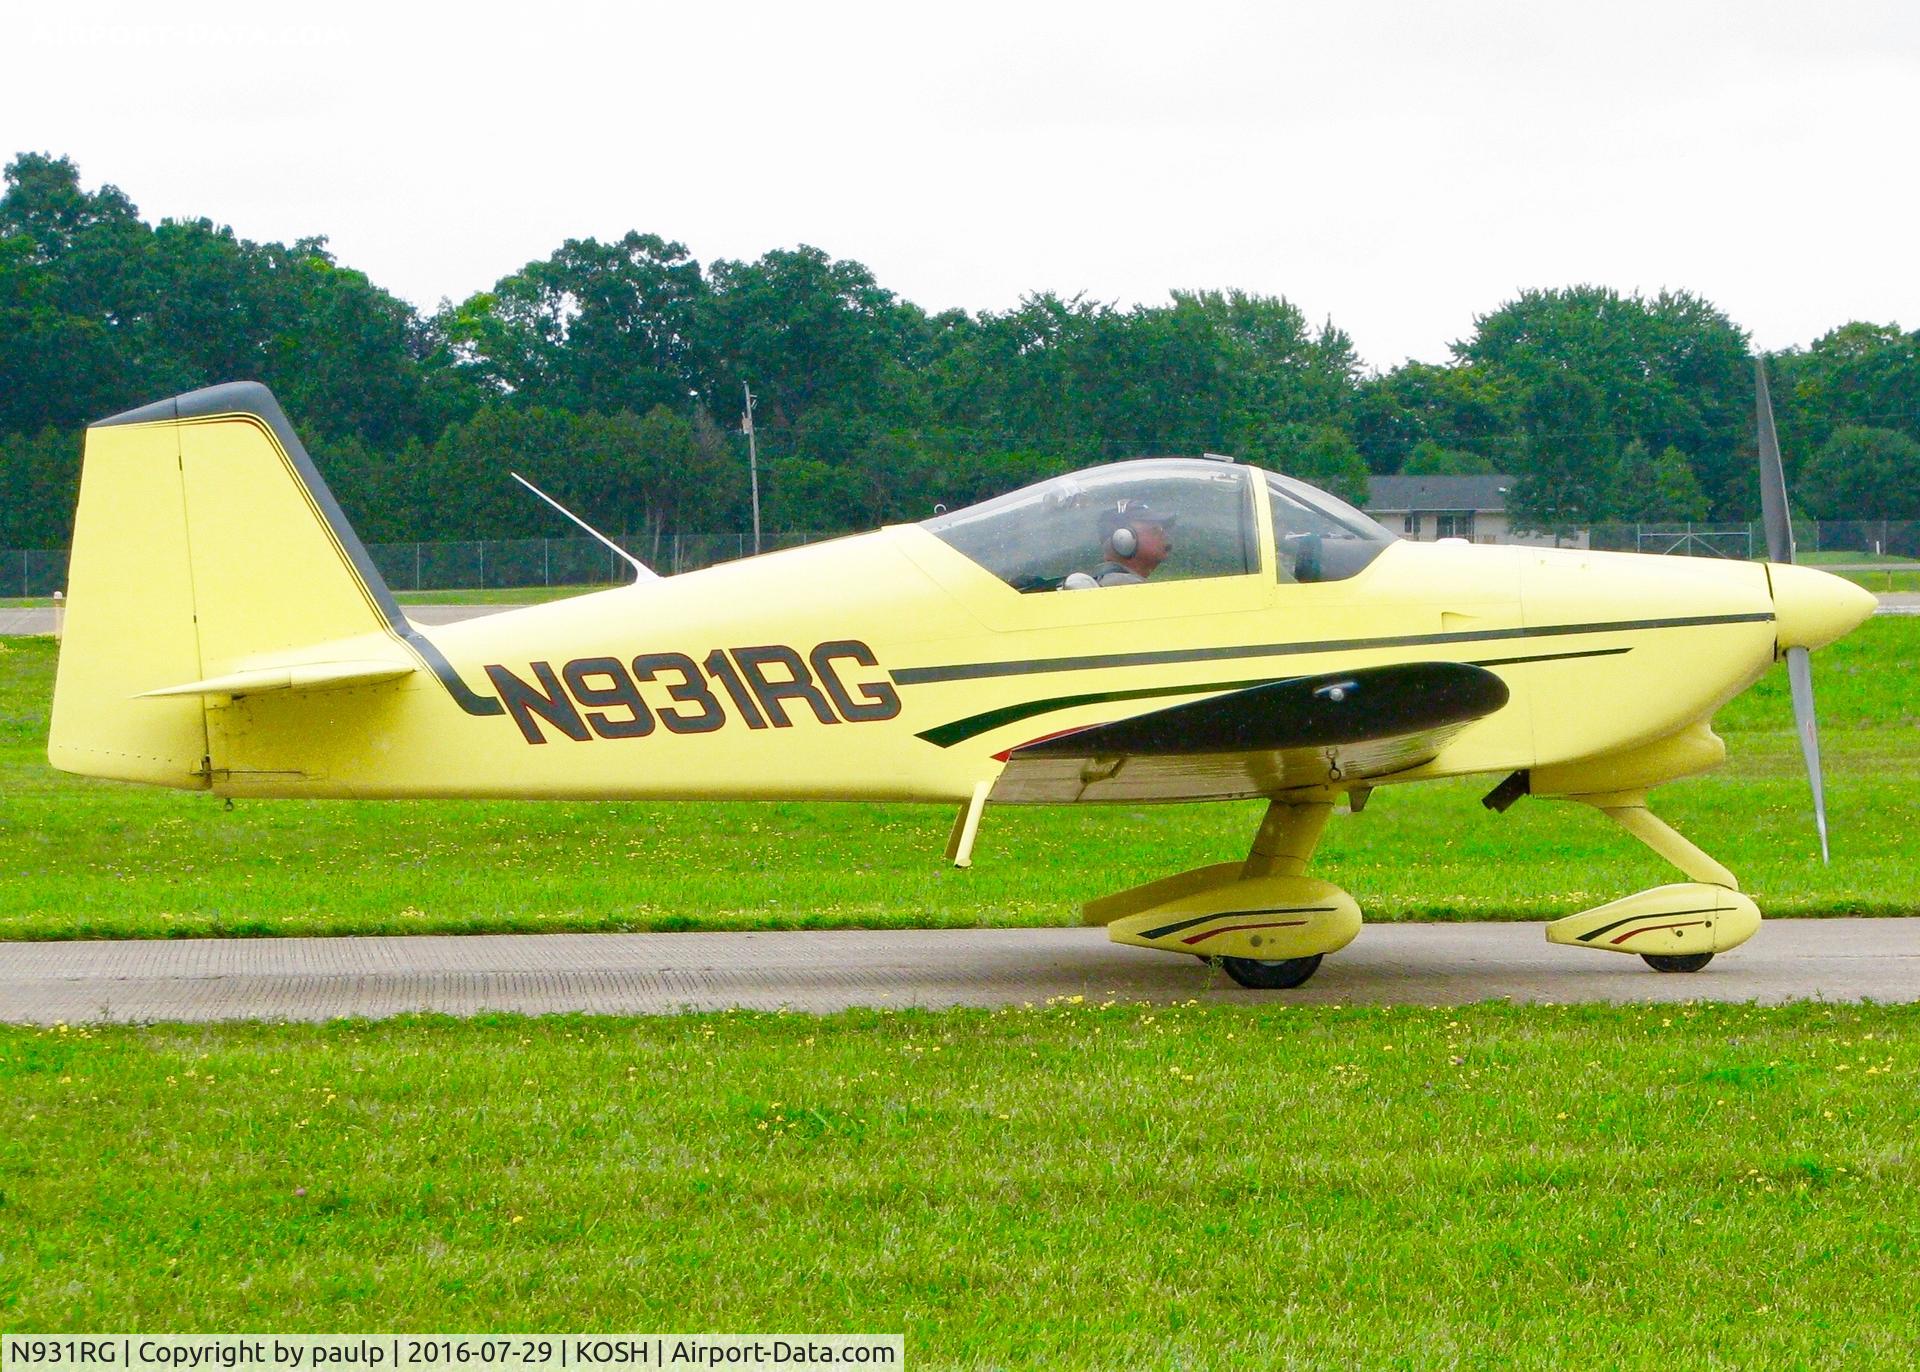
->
[8,0,1916,372]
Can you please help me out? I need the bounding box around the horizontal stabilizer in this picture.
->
[138,659,418,699]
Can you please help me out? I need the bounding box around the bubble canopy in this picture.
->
[921,457,1396,592]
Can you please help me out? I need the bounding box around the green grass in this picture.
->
[390,584,615,606]
[3,619,1916,941]
[1797,551,1920,594]
[1801,550,1918,566]
[0,587,610,609]
[1835,569,1920,593]
[3,1004,1917,1365]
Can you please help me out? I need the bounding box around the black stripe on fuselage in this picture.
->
[890,612,1771,687]
[914,646,1631,748]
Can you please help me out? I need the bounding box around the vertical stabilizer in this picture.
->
[49,382,412,786]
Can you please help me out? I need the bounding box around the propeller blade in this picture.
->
[1758,361,1832,860]
[1754,357,1795,564]
[1785,645,1830,864]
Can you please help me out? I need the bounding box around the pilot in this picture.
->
[1063,498,1176,589]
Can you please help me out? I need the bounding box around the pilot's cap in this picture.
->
[1100,497,1177,538]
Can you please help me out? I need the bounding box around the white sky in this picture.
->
[7,0,1917,372]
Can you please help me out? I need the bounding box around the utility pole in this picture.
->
[741,382,762,555]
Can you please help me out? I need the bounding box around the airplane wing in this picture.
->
[988,661,1509,803]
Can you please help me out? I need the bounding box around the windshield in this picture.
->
[922,459,1258,592]
[1263,471,1396,583]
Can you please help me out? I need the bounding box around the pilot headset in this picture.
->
[1106,498,1166,558]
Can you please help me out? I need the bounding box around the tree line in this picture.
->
[3,152,1917,551]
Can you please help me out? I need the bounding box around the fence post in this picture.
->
[543,538,551,587]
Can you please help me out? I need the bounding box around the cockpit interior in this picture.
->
[921,457,1396,592]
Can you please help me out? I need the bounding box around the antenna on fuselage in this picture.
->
[511,472,658,582]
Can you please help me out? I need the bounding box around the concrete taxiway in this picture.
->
[2,920,1916,1023]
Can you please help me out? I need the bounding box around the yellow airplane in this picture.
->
[48,369,1874,988]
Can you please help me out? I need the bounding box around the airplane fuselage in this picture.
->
[197,529,1782,804]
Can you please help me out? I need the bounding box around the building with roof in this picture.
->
[1363,474,1589,549]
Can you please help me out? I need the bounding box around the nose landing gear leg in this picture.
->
[1545,790,1760,971]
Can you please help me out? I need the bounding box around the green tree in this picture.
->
[764,454,864,532]
[0,153,152,431]
[1241,422,1370,507]
[441,233,706,416]
[0,428,82,546]
[1605,440,1662,523]
[257,241,442,447]
[923,293,1109,458]
[1508,372,1612,535]
[1797,425,1920,520]
[1651,446,1710,522]
[1455,286,1751,514]
[1604,442,1710,523]
[1771,324,1920,465]
[616,406,746,551]
[422,405,606,539]
[1350,362,1512,474]
[1402,439,1496,475]
[0,154,458,447]
[699,246,915,430]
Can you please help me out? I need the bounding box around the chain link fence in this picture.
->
[1588,521,1920,560]
[362,531,852,590]
[0,532,858,597]
[0,549,70,598]
[5,522,1914,598]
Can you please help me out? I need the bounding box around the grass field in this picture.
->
[0,587,608,610]
[1800,552,1917,566]
[2,618,1915,941]
[1835,569,1920,593]
[3,1003,1916,1365]
[5,622,1918,1365]
[1798,551,1920,594]
[391,584,615,605]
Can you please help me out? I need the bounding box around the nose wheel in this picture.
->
[1219,954,1324,990]
[1642,951,1714,973]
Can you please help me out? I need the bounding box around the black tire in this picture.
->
[1220,953,1324,990]
[1642,952,1714,973]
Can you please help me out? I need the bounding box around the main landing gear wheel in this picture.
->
[1219,953,1324,990]
[1642,952,1714,973]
